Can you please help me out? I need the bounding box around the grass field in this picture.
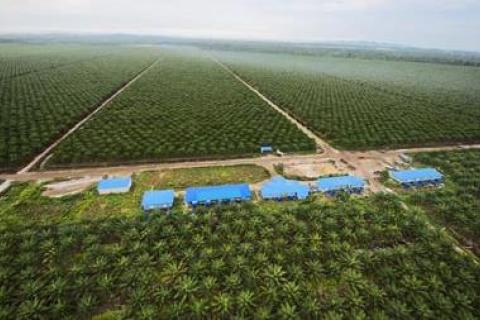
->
[406,150,480,255]
[0,44,160,172]
[1,185,479,318]
[155,165,270,189]
[47,50,315,167]
[215,51,480,149]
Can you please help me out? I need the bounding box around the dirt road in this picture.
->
[210,55,336,154]
[3,143,480,183]
[18,58,161,174]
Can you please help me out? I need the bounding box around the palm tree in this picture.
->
[237,290,255,317]
[174,275,199,302]
[137,305,157,320]
[254,306,272,320]
[52,299,67,319]
[160,261,187,284]
[282,281,301,303]
[97,274,114,296]
[225,273,242,292]
[18,297,46,319]
[278,302,298,320]
[213,292,233,317]
[202,275,218,293]
[263,264,286,286]
[190,297,209,319]
[78,294,95,317]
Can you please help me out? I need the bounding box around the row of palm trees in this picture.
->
[1,193,479,319]
[409,150,480,254]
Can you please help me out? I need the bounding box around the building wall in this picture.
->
[98,187,130,195]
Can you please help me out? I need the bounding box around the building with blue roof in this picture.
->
[260,145,273,154]
[260,176,310,201]
[97,176,132,195]
[185,184,252,207]
[142,190,175,211]
[389,168,444,188]
[315,175,366,196]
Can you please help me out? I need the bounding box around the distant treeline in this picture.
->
[194,41,480,67]
[2,34,480,67]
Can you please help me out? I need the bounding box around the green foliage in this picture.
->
[216,51,480,149]
[0,190,479,319]
[157,165,271,189]
[408,150,480,254]
[0,166,270,225]
[48,51,315,167]
[0,44,159,171]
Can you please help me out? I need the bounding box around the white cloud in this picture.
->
[0,0,479,51]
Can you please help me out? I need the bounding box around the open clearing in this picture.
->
[283,159,347,179]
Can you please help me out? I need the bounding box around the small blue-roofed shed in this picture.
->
[316,175,366,196]
[260,145,273,154]
[185,184,252,207]
[97,176,132,195]
[142,190,175,211]
[260,176,309,200]
[389,168,443,188]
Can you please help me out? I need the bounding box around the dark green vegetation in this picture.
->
[216,51,480,149]
[0,44,159,171]
[48,52,315,167]
[199,40,480,67]
[1,182,480,319]
[407,150,480,255]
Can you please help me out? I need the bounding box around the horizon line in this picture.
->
[1,31,480,54]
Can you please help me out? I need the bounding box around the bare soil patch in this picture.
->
[43,176,100,198]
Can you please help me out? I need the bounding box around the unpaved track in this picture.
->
[17,58,161,174]
[3,143,480,182]
[1,155,320,182]
[210,55,336,154]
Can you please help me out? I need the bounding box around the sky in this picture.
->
[1,0,480,51]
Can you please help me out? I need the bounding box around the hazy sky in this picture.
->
[1,0,480,51]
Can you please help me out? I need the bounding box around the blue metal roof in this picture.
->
[260,176,309,200]
[142,190,175,210]
[316,176,365,192]
[98,177,132,191]
[185,184,251,204]
[260,145,273,153]
[390,168,443,184]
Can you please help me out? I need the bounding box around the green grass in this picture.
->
[156,165,270,189]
